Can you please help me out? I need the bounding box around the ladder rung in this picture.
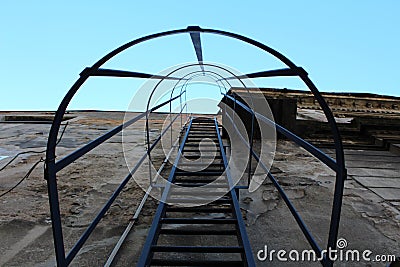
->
[183,155,222,159]
[184,155,222,159]
[188,132,217,135]
[166,198,231,204]
[186,136,218,139]
[187,134,218,136]
[159,229,237,235]
[189,127,218,128]
[173,182,228,188]
[166,207,232,213]
[183,144,218,147]
[168,192,227,197]
[183,147,220,153]
[178,162,224,166]
[188,132,217,134]
[150,259,244,266]
[186,139,218,143]
[137,119,255,267]
[176,168,223,173]
[190,126,216,128]
[173,179,222,184]
[190,129,218,131]
[175,171,224,176]
[151,245,243,253]
[183,122,222,128]
[177,165,223,169]
[183,144,220,149]
[192,119,214,122]
[161,218,236,224]
[188,129,217,132]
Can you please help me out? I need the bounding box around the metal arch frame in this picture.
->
[143,62,258,190]
[45,26,346,267]
[170,70,230,112]
[167,70,230,132]
[169,70,251,185]
[166,71,228,157]
[170,71,230,97]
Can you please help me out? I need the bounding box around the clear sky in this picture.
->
[1,1,399,111]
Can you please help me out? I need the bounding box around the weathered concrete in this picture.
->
[0,111,399,266]
[241,142,400,266]
[0,111,166,266]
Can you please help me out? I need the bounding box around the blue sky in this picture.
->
[1,1,399,111]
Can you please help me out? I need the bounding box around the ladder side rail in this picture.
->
[224,111,330,266]
[222,93,339,172]
[213,118,256,267]
[137,118,194,267]
[63,101,185,265]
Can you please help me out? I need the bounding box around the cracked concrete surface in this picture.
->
[0,111,399,266]
[0,111,164,266]
[241,141,399,266]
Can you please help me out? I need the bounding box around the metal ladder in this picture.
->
[137,117,255,267]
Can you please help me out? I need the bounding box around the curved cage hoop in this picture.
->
[45,26,346,267]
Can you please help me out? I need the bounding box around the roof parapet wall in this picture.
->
[230,87,400,114]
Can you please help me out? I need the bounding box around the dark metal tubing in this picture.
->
[80,67,186,80]
[166,207,231,213]
[152,61,257,119]
[47,92,182,266]
[144,62,254,173]
[189,32,203,62]
[45,163,66,266]
[64,103,185,265]
[213,118,256,267]
[149,103,187,186]
[143,67,192,184]
[199,28,346,261]
[248,108,255,186]
[171,71,230,98]
[189,28,204,72]
[157,65,255,192]
[220,67,306,80]
[223,111,328,265]
[256,112,339,172]
[223,93,339,172]
[66,161,139,264]
[268,171,327,264]
[161,218,236,224]
[55,94,182,173]
[47,26,344,177]
[46,26,346,267]
[151,245,243,253]
[166,69,231,164]
[147,62,249,114]
[137,118,193,267]
[144,69,180,175]
[46,28,194,192]
[159,229,236,235]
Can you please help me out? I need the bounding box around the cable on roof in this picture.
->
[0,122,69,197]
